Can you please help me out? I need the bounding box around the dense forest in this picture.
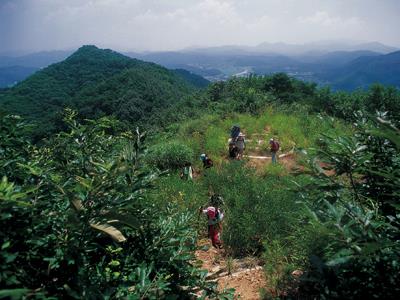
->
[1,46,399,299]
[0,46,207,139]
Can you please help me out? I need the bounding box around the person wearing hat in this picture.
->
[199,194,224,248]
[235,132,246,160]
[269,138,280,164]
[200,153,213,169]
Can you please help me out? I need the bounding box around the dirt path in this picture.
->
[195,239,267,299]
[193,136,302,298]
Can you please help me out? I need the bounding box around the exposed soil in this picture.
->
[193,137,307,299]
[196,239,267,299]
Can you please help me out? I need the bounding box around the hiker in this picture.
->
[228,138,238,159]
[200,153,213,169]
[269,138,280,164]
[230,125,241,141]
[180,162,193,180]
[235,132,246,160]
[199,194,224,248]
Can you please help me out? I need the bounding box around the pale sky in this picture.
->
[1,0,400,54]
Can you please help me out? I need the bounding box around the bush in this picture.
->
[201,161,302,257]
[146,141,194,170]
[0,111,228,299]
[292,115,400,299]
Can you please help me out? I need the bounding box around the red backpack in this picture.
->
[271,141,280,152]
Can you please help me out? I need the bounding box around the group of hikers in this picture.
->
[228,125,246,160]
[228,125,280,163]
[181,125,281,248]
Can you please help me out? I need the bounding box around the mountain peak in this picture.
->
[66,45,131,63]
[75,44,99,53]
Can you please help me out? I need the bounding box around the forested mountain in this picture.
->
[324,50,400,89]
[1,61,400,298]
[173,68,210,88]
[0,45,207,138]
[2,42,399,91]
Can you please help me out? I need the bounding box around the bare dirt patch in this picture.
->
[196,239,267,299]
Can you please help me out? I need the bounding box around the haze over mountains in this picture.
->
[0,40,399,90]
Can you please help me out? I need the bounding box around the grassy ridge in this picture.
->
[146,108,350,257]
[145,100,400,298]
[2,56,399,298]
[155,107,351,162]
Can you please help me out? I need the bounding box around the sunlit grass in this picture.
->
[264,163,289,177]
[173,108,351,158]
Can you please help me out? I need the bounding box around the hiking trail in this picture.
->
[239,133,302,173]
[195,239,267,299]
[193,130,311,298]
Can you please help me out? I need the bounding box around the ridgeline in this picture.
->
[1,45,399,299]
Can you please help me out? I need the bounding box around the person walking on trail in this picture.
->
[235,132,246,160]
[180,162,193,180]
[200,153,213,169]
[229,125,245,160]
[269,138,280,164]
[228,138,238,159]
[199,194,224,249]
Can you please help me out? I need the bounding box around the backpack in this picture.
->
[231,125,241,139]
[229,146,238,158]
[271,141,280,152]
[205,158,213,168]
[210,194,224,207]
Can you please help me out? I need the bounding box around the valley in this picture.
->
[1,45,399,299]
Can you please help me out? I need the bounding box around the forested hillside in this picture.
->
[0,46,207,138]
[1,46,400,299]
[325,50,400,90]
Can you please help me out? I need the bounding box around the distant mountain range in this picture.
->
[129,49,400,90]
[0,66,39,87]
[0,50,74,88]
[184,40,398,56]
[0,41,399,90]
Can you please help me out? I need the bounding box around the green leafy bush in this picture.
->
[146,141,194,170]
[0,111,227,299]
[292,114,400,299]
[201,161,302,257]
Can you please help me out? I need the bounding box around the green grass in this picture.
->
[144,106,353,296]
[263,163,289,177]
[169,107,351,158]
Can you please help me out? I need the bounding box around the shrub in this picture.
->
[146,141,194,170]
[0,111,228,299]
[292,115,400,299]
[201,161,302,257]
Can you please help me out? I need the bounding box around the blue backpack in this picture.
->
[231,125,240,139]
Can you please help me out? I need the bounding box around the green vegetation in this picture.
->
[146,141,194,170]
[1,47,400,299]
[0,110,230,299]
[292,117,400,299]
[0,46,206,139]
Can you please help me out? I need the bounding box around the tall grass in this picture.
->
[144,107,353,297]
[199,162,307,257]
[169,108,350,158]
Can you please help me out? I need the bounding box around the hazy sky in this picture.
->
[1,0,400,53]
